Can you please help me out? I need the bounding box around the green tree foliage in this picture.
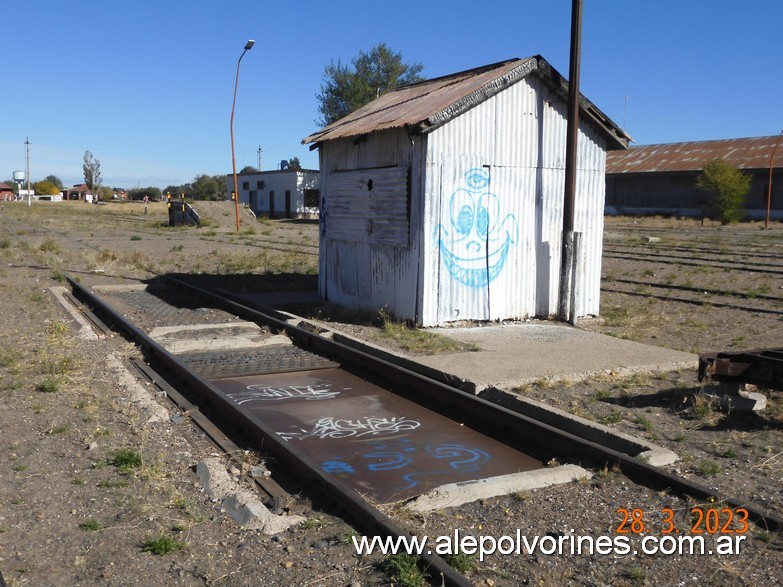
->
[128,187,162,201]
[162,184,190,199]
[33,180,61,195]
[191,174,226,200]
[284,157,302,171]
[82,151,102,201]
[162,173,225,201]
[239,165,257,174]
[316,43,424,127]
[43,175,64,190]
[696,158,751,224]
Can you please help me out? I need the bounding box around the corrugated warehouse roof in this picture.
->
[303,55,630,151]
[607,136,783,174]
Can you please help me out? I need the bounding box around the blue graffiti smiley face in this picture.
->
[435,168,518,289]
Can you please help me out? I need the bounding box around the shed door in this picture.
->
[435,159,493,322]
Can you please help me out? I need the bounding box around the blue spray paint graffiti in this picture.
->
[427,444,490,473]
[435,168,518,288]
[364,439,416,472]
[321,439,494,494]
[321,459,355,474]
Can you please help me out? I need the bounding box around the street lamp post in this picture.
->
[230,40,255,233]
[766,129,783,230]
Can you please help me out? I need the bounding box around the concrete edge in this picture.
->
[196,457,306,534]
[479,388,678,467]
[91,283,149,292]
[106,354,171,424]
[406,464,592,512]
[479,360,697,390]
[702,383,768,412]
[49,286,100,341]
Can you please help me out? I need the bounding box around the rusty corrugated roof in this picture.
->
[607,136,783,174]
[303,55,630,150]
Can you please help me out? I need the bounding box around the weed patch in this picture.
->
[111,449,143,472]
[141,533,185,556]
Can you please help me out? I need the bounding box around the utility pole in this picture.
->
[558,0,583,323]
[25,137,31,207]
[257,145,263,171]
[766,130,783,230]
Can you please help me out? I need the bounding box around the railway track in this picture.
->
[607,242,783,261]
[602,278,783,316]
[602,250,783,277]
[65,274,783,585]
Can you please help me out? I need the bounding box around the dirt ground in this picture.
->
[0,200,782,586]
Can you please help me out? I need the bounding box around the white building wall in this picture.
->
[227,170,319,218]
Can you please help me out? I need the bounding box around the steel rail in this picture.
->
[605,243,782,261]
[604,277,783,304]
[68,276,783,549]
[601,286,783,316]
[602,253,783,276]
[603,247,783,270]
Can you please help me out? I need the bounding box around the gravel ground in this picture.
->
[0,201,782,586]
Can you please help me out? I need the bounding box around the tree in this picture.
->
[316,43,424,126]
[239,165,257,174]
[284,157,302,171]
[191,174,225,200]
[83,151,102,201]
[128,187,162,201]
[33,180,60,195]
[696,158,751,224]
[43,175,64,190]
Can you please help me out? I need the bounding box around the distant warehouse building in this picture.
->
[303,55,629,326]
[226,169,319,218]
[606,136,783,219]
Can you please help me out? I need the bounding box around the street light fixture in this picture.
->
[230,39,255,233]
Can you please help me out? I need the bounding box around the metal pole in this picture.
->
[558,0,583,321]
[25,137,31,207]
[766,130,783,230]
[230,40,255,233]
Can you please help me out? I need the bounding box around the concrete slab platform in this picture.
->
[414,322,697,391]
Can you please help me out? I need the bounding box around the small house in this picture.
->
[0,183,14,201]
[225,169,319,218]
[303,55,629,326]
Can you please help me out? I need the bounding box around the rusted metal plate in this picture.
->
[100,287,243,330]
[699,348,783,391]
[209,368,542,503]
[180,346,338,379]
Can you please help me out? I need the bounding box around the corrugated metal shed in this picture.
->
[305,55,628,326]
[607,136,783,174]
[303,56,630,151]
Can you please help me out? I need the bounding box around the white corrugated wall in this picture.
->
[318,129,426,321]
[422,75,607,326]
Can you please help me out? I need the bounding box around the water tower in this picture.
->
[12,171,25,200]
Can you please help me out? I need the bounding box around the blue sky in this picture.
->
[3,1,782,189]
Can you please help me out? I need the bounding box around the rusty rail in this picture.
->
[699,348,783,391]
